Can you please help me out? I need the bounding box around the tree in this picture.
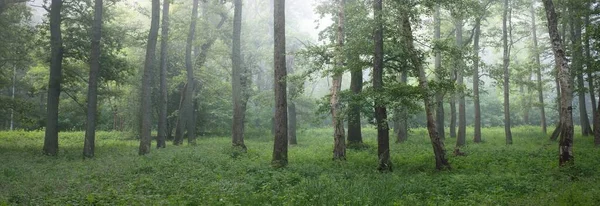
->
[272,0,288,168]
[434,3,445,141]
[138,0,160,155]
[401,6,450,170]
[331,0,346,160]
[502,0,513,145]
[346,0,363,146]
[542,0,574,166]
[530,0,546,134]
[157,0,170,149]
[83,0,103,158]
[473,16,482,143]
[288,55,297,145]
[394,71,408,143]
[374,0,391,172]
[43,0,63,156]
[570,3,592,136]
[232,0,247,151]
[455,15,466,147]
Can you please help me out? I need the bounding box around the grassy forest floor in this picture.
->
[1,126,599,205]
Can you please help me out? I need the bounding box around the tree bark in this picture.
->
[287,54,297,145]
[84,0,103,158]
[402,11,450,170]
[181,0,199,146]
[542,0,574,166]
[531,1,547,134]
[374,0,391,172]
[585,12,596,132]
[395,71,408,143]
[455,17,466,147]
[595,90,600,146]
[434,4,445,141]
[272,0,288,168]
[347,55,363,145]
[43,0,63,156]
[473,17,482,143]
[157,0,170,149]
[449,99,456,138]
[331,0,346,160]
[503,0,513,145]
[138,0,160,155]
[231,0,247,151]
[571,12,592,136]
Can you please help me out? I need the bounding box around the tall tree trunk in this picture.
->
[434,4,445,141]
[174,83,187,145]
[585,12,596,132]
[455,17,466,147]
[531,0,547,134]
[43,0,63,156]
[232,0,247,151]
[331,0,346,160]
[287,54,297,145]
[473,17,482,143]
[139,0,160,155]
[84,0,103,158]
[402,11,450,170]
[10,65,15,130]
[571,12,592,136]
[595,90,600,146]
[272,0,288,168]
[449,99,456,138]
[502,0,513,145]
[347,55,363,144]
[182,0,199,146]
[374,0,391,172]
[157,0,170,149]
[395,71,408,143]
[542,0,574,166]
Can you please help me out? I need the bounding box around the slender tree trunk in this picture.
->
[595,90,600,146]
[503,0,513,145]
[542,0,574,166]
[455,17,466,147]
[182,0,199,146]
[84,0,103,158]
[232,0,247,151]
[287,54,297,145]
[585,13,596,132]
[138,0,160,155]
[331,0,346,160]
[272,0,288,168]
[373,0,391,172]
[402,11,450,170]
[531,1,547,134]
[43,0,63,156]
[157,0,170,149]
[449,99,456,138]
[473,18,482,143]
[174,83,187,145]
[395,71,408,143]
[434,4,445,141]
[571,13,592,136]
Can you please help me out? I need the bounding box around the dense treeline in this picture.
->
[0,0,599,169]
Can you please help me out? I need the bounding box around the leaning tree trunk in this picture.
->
[84,0,103,158]
[272,0,288,168]
[531,1,547,134]
[157,0,170,149]
[231,0,247,151]
[434,4,445,141]
[374,0,391,172]
[139,0,160,155]
[331,0,346,160]
[473,17,482,143]
[455,17,466,147]
[42,0,63,156]
[402,11,450,170]
[502,0,513,145]
[542,0,574,166]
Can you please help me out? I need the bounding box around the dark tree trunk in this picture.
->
[332,0,346,160]
[542,0,574,166]
[43,0,63,156]
[182,0,199,146]
[395,72,408,143]
[571,14,592,136]
[473,18,482,143]
[157,0,170,149]
[455,17,466,147]
[503,0,513,145]
[585,14,596,132]
[232,0,247,151]
[84,0,103,158]
[272,0,288,168]
[402,11,450,170]
[449,100,456,138]
[374,0,391,172]
[139,0,160,155]
[434,4,445,141]
[595,90,600,146]
[174,83,187,145]
[531,1,547,134]
[347,55,363,145]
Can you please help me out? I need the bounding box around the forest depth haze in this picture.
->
[1,0,600,204]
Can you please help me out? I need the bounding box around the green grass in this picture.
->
[1,126,599,205]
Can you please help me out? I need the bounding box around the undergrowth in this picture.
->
[0,126,599,205]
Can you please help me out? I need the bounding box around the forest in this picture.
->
[1,0,600,204]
